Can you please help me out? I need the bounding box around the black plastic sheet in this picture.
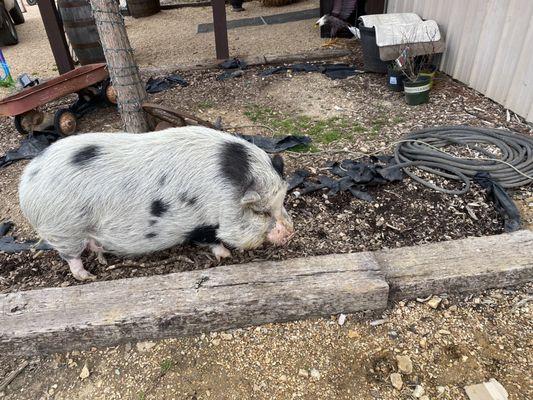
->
[219,58,248,70]
[474,172,521,232]
[238,134,311,153]
[145,74,188,94]
[288,157,405,202]
[0,131,60,169]
[0,221,53,253]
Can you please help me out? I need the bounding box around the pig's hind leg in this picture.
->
[88,238,108,265]
[64,257,96,281]
[56,239,96,281]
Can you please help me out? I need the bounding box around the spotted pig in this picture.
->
[19,126,294,281]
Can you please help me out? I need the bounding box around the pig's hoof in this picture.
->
[72,270,97,281]
[211,244,231,261]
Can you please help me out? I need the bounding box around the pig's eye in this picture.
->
[253,208,271,217]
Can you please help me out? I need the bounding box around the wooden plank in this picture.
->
[376,230,533,301]
[0,253,387,355]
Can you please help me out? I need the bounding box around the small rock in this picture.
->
[136,341,156,352]
[79,363,90,380]
[388,330,399,339]
[124,342,132,353]
[420,337,428,348]
[370,318,388,326]
[298,369,309,378]
[437,386,446,394]
[420,396,430,400]
[220,333,233,340]
[413,385,425,398]
[396,355,413,374]
[438,329,451,335]
[464,378,508,400]
[279,374,287,382]
[427,296,442,309]
[310,368,321,380]
[212,339,221,346]
[338,314,347,326]
[71,350,80,356]
[390,373,403,390]
[347,330,358,338]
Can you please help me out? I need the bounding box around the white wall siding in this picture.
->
[387,0,533,123]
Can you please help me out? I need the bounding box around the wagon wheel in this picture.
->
[142,102,216,129]
[54,109,78,136]
[103,82,118,105]
[14,114,30,135]
[14,110,46,135]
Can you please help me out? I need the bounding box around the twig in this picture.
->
[0,360,29,391]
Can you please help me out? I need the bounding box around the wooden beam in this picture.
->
[0,253,387,355]
[1,231,532,355]
[211,0,229,60]
[376,230,533,301]
[38,0,74,74]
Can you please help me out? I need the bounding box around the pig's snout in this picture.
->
[267,211,294,246]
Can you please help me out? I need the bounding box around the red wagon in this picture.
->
[0,63,116,136]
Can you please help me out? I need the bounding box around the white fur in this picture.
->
[19,126,290,260]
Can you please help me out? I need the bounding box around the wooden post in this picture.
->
[211,0,229,60]
[89,0,150,133]
[38,0,74,74]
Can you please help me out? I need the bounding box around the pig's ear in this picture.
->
[271,154,284,178]
[241,190,261,205]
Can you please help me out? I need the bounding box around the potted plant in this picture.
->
[386,62,404,92]
[395,46,431,106]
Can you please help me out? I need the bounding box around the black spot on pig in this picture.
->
[148,219,157,226]
[71,145,102,167]
[145,232,158,239]
[271,155,284,178]
[186,224,220,244]
[159,174,167,186]
[151,199,169,217]
[180,193,197,206]
[220,141,252,190]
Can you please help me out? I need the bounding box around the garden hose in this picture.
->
[392,126,533,195]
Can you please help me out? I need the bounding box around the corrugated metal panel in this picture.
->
[387,0,533,123]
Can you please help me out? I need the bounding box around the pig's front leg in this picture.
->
[66,257,96,281]
[88,239,108,265]
[210,243,231,261]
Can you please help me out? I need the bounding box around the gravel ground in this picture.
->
[0,285,531,399]
[1,0,322,96]
[1,38,532,399]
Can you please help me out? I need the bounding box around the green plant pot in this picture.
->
[404,76,431,106]
[387,67,404,92]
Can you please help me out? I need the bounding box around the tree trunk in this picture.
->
[89,0,150,133]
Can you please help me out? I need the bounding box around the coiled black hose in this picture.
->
[393,126,533,195]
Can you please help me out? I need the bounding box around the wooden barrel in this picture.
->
[57,0,106,66]
[127,0,160,18]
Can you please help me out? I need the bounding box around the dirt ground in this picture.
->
[1,0,322,88]
[0,285,532,400]
[1,12,533,398]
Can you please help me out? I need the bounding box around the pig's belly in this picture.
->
[91,218,199,256]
